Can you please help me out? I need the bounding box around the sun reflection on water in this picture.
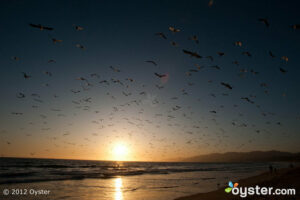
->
[114,177,123,200]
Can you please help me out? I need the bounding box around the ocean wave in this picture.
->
[0,158,278,185]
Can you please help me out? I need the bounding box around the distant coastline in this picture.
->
[179,150,300,163]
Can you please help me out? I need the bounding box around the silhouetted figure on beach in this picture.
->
[269,165,273,173]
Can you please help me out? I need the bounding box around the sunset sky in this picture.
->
[0,0,300,161]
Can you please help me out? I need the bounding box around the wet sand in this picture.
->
[175,166,300,200]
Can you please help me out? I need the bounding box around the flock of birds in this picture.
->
[1,11,300,159]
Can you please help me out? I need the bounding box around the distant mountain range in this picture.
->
[181,151,300,162]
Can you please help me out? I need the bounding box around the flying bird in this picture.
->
[206,56,214,61]
[241,97,254,104]
[211,65,221,70]
[170,41,178,47]
[234,41,242,47]
[44,71,52,76]
[90,73,100,78]
[146,60,157,66]
[281,56,288,62]
[154,73,167,78]
[258,18,270,27]
[279,67,287,74]
[188,35,199,44]
[22,72,31,79]
[221,82,233,89]
[74,25,84,31]
[169,26,180,33]
[11,112,23,115]
[125,78,134,82]
[11,56,20,61]
[29,23,53,31]
[242,52,252,57]
[76,44,85,50]
[269,51,275,58]
[182,49,202,58]
[110,66,120,72]
[189,69,198,73]
[16,93,25,98]
[52,38,63,44]
[155,32,167,39]
[76,77,86,81]
[291,24,300,30]
[48,59,56,63]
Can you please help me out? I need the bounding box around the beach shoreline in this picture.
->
[175,166,300,200]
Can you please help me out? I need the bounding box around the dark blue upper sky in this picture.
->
[0,0,300,160]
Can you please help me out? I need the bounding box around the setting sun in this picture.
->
[112,143,129,161]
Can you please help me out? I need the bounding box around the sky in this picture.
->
[0,0,300,161]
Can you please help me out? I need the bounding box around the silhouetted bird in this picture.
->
[29,23,53,30]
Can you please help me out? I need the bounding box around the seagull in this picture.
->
[22,72,31,79]
[279,67,287,74]
[16,93,25,98]
[234,41,242,47]
[70,89,80,94]
[195,64,205,70]
[11,112,23,115]
[99,80,109,85]
[76,77,86,81]
[146,60,157,66]
[269,51,275,58]
[232,61,239,66]
[48,59,56,63]
[154,73,167,78]
[281,56,288,62]
[182,49,202,58]
[74,25,84,31]
[241,97,254,104]
[211,65,221,70]
[122,92,132,96]
[125,78,134,82]
[291,24,300,30]
[250,69,259,75]
[206,56,214,61]
[110,66,120,72]
[221,82,233,89]
[29,23,53,31]
[155,32,167,39]
[76,44,85,50]
[52,38,63,44]
[258,18,270,27]
[44,71,52,76]
[169,26,180,33]
[11,56,20,61]
[155,84,164,89]
[217,52,225,56]
[189,35,199,44]
[242,52,252,57]
[90,73,100,78]
[170,41,178,47]
[189,69,198,73]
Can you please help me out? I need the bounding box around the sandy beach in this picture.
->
[175,166,300,200]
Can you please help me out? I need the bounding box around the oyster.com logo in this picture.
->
[225,181,239,193]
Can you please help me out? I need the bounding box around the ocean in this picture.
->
[0,158,289,200]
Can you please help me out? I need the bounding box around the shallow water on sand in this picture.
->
[0,158,288,200]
